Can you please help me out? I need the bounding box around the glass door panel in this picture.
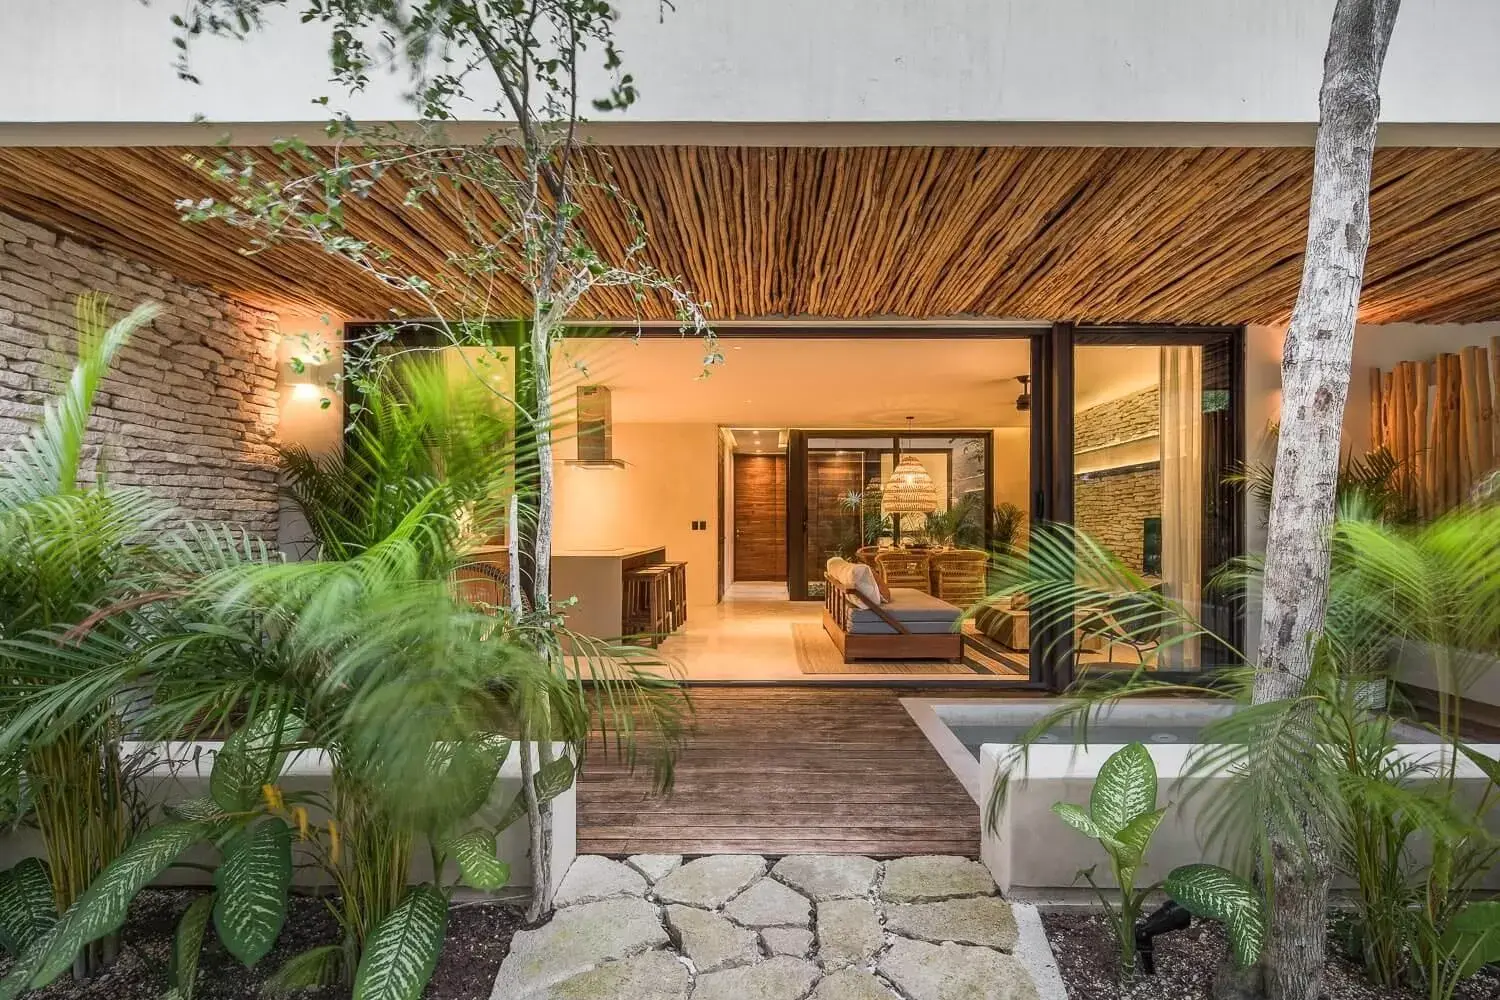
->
[1072,339,1238,674]
[802,437,892,598]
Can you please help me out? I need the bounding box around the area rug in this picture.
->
[791,622,975,675]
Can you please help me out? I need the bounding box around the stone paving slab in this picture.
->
[815,899,882,969]
[553,855,647,907]
[541,951,690,1000]
[878,938,1040,1000]
[770,855,878,901]
[494,855,1046,1000]
[812,968,901,1000]
[654,855,767,908]
[665,905,760,973]
[491,896,668,1000]
[723,875,812,928]
[884,895,1020,950]
[761,927,814,959]
[690,956,820,1000]
[880,856,997,903]
[627,854,683,884]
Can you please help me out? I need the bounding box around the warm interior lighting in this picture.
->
[291,382,322,402]
[882,418,939,515]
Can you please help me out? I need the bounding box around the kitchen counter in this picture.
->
[552,546,667,639]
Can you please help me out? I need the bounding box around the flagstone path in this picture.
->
[491,854,1063,1000]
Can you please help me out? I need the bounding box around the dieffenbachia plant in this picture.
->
[1053,742,1265,982]
[0,711,566,1000]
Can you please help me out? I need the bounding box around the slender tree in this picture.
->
[1251,2,1402,998]
[170,0,712,918]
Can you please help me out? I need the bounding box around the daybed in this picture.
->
[822,557,963,663]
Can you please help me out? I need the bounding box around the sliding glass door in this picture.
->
[1067,331,1242,678]
[789,431,994,601]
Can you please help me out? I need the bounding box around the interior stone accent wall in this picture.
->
[1074,386,1161,572]
[1076,467,1162,570]
[0,210,282,539]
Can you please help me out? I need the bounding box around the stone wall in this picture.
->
[0,210,282,539]
[1074,386,1161,572]
[1076,467,1162,571]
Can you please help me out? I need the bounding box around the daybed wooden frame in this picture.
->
[822,574,963,663]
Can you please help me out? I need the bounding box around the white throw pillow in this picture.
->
[826,556,852,588]
[849,562,886,605]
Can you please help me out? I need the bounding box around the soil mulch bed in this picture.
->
[2,890,523,1000]
[1043,912,1500,1000]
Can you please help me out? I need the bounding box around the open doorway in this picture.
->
[724,428,789,600]
[547,331,1037,681]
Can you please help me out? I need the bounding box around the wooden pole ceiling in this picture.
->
[1,144,1499,325]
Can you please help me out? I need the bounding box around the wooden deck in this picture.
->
[578,687,1023,857]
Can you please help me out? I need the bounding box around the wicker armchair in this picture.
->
[874,550,932,594]
[855,546,883,567]
[930,549,988,606]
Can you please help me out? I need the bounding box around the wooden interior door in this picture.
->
[733,454,787,581]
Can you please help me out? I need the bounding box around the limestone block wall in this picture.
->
[0,210,282,539]
[1074,385,1161,572]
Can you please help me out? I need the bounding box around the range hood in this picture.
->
[566,385,625,468]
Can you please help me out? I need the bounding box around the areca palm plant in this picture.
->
[279,360,688,916]
[0,296,164,978]
[984,510,1500,995]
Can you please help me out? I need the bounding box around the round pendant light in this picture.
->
[882,418,939,515]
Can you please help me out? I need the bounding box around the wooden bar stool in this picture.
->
[624,566,671,646]
[663,561,688,630]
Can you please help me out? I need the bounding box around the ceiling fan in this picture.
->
[1015,375,1032,412]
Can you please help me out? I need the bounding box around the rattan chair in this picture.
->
[931,549,989,606]
[855,546,884,567]
[874,550,932,594]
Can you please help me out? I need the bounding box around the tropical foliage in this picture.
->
[990,508,1500,996]
[1052,742,1264,982]
[0,296,163,978]
[167,0,714,914]
[0,314,686,999]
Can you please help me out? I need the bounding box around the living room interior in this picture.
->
[441,329,1236,682]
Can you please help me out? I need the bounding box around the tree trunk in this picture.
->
[524,310,558,920]
[1250,2,1401,999]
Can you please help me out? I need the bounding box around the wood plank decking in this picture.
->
[578,686,1024,857]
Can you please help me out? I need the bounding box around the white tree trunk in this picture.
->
[1251,1,1401,998]
[525,310,558,920]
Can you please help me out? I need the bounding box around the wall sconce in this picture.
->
[284,335,335,409]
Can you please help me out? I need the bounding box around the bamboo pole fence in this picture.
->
[1370,344,1500,517]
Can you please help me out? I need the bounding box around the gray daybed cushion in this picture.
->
[847,588,962,635]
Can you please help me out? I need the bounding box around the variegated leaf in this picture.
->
[1089,743,1157,836]
[20,821,209,990]
[1052,803,1106,842]
[491,755,574,834]
[210,710,304,812]
[167,797,230,823]
[534,756,574,805]
[214,818,292,966]
[264,944,346,995]
[492,793,526,834]
[168,892,215,1000]
[440,830,511,890]
[1110,807,1166,872]
[427,738,511,827]
[1164,864,1266,967]
[0,857,56,957]
[352,886,448,1000]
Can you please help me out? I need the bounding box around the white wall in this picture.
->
[4,0,1500,127]
[552,421,720,608]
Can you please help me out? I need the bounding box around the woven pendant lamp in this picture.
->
[882,419,939,516]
